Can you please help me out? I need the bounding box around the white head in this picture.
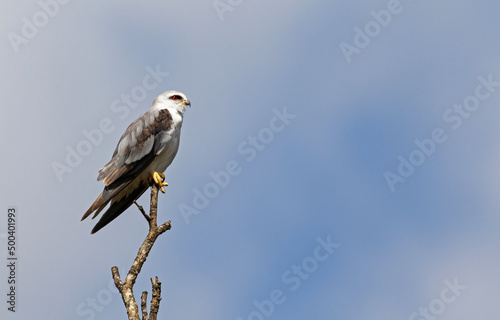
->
[152,90,191,116]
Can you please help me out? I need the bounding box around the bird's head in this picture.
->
[153,90,191,115]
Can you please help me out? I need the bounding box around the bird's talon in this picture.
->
[160,181,168,193]
[152,171,168,192]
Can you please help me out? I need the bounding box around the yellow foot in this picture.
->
[151,171,168,193]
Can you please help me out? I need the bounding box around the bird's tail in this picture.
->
[90,182,149,234]
[81,194,107,221]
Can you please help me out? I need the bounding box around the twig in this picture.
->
[150,277,162,320]
[134,200,151,222]
[112,184,172,320]
[141,291,148,320]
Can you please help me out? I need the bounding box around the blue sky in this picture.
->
[2,0,500,319]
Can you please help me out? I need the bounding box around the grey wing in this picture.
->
[97,108,171,186]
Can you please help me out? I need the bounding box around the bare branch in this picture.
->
[111,183,171,319]
[141,291,148,320]
[134,200,151,222]
[150,277,162,320]
[111,266,124,291]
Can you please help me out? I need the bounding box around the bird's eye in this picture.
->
[171,95,181,101]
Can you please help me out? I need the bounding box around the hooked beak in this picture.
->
[183,99,191,108]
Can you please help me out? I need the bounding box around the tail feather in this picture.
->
[90,182,149,234]
[81,178,132,222]
[81,194,107,221]
[92,203,107,219]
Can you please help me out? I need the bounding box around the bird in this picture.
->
[81,90,190,234]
